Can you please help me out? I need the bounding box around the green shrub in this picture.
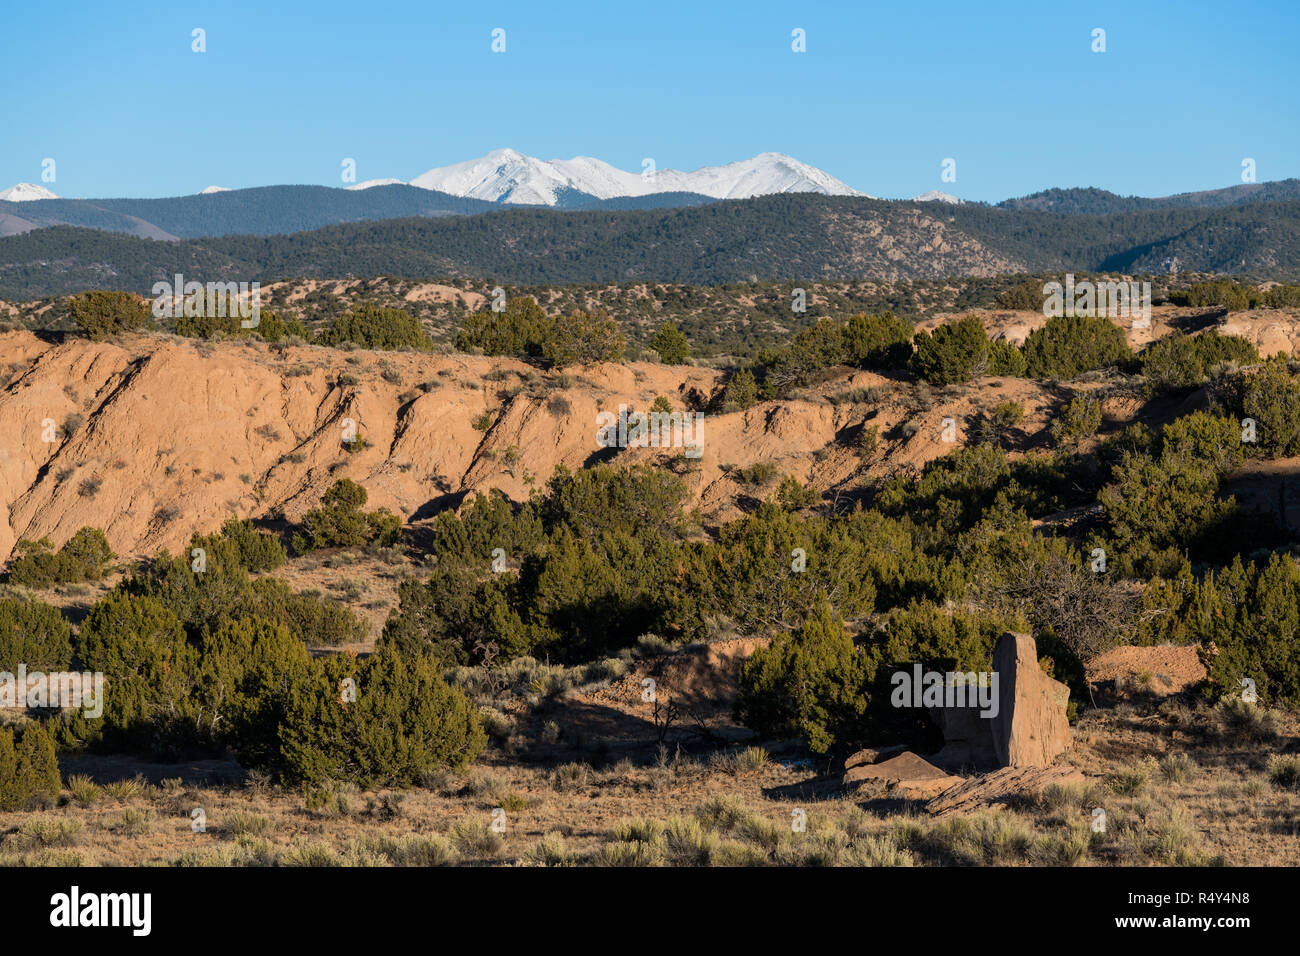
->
[840,312,915,369]
[542,310,626,366]
[910,315,994,385]
[1168,280,1261,310]
[191,519,285,573]
[754,312,913,397]
[1159,410,1244,479]
[387,465,699,666]
[175,307,310,342]
[1263,284,1300,308]
[193,616,312,769]
[252,578,368,647]
[857,423,881,456]
[319,304,431,351]
[775,476,820,510]
[0,722,62,810]
[456,297,551,357]
[1098,451,1234,564]
[1233,354,1300,458]
[1268,754,1300,790]
[974,400,1024,447]
[875,443,1067,549]
[988,339,1028,377]
[252,310,311,343]
[292,479,402,553]
[175,312,243,339]
[0,598,74,671]
[1188,554,1300,708]
[4,527,114,588]
[69,290,152,340]
[736,597,871,754]
[995,280,1045,311]
[121,533,368,656]
[1051,395,1102,447]
[735,462,779,487]
[865,602,1015,681]
[701,503,877,637]
[279,648,487,788]
[1140,331,1258,396]
[1022,314,1131,380]
[75,592,198,749]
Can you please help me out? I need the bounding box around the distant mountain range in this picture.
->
[397,148,868,204]
[4,192,1299,301]
[997,180,1300,214]
[2,147,1297,243]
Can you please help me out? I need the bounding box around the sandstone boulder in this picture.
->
[843,751,962,800]
[842,744,908,772]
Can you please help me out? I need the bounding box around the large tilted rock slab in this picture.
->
[992,632,1072,767]
[924,764,1088,817]
[928,632,1072,770]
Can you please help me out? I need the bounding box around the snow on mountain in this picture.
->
[406,149,867,204]
[653,153,871,201]
[912,190,962,204]
[408,149,571,204]
[0,183,60,202]
[198,185,231,194]
[345,178,405,191]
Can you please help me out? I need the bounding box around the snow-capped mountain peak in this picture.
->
[409,148,576,205]
[912,190,962,204]
[198,185,231,194]
[0,182,60,202]
[405,150,867,204]
[346,178,405,191]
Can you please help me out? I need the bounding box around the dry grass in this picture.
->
[2,697,1297,867]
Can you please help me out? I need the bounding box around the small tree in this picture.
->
[58,527,114,580]
[192,519,286,573]
[840,312,915,369]
[736,598,870,754]
[194,616,312,768]
[650,322,691,365]
[4,527,114,588]
[1140,331,1258,397]
[720,368,759,411]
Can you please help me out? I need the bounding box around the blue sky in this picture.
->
[3,0,1297,201]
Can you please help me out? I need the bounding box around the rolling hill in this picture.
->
[3,194,1300,301]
